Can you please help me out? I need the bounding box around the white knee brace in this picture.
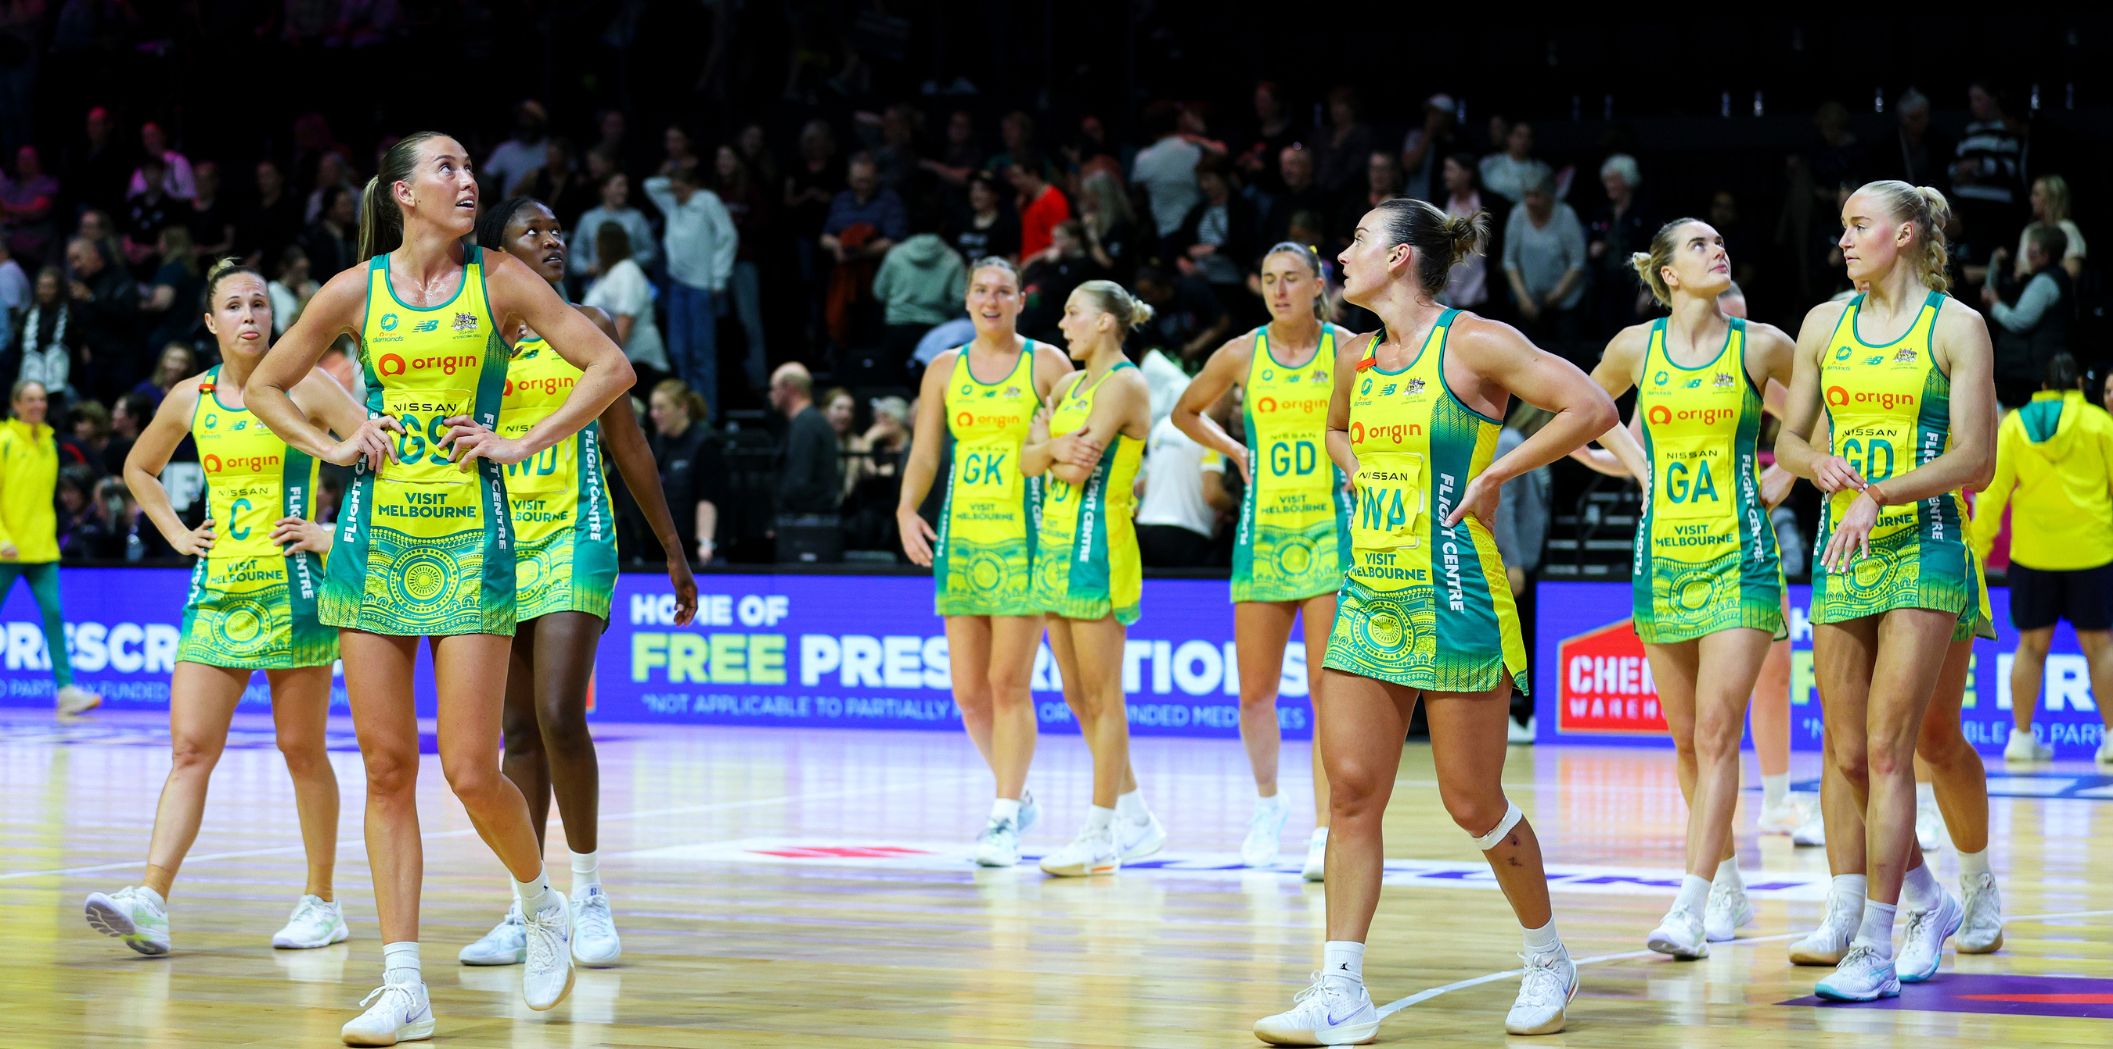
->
[1468,801,1524,851]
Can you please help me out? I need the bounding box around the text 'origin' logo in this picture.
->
[1824,386,1913,412]
[377,353,481,378]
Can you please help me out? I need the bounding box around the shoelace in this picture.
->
[978,817,1017,841]
[577,894,613,934]
[1289,972,1326,1007]
[1902,903,1939,943]
[1836,943,1884,975]
[1514,953,1568,1008]
[358,983,417,1015]
[525,904,566,969]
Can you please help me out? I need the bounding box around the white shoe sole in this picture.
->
[458,947,525,966]
[1504,978,1578,1036]
[341,1016,435,1046]
[1253,1017,1379,1045]
[274,924,350,950]
[1788,939,1848,966]
[84,896,168,956]
[1815,977,1899,1002]
[56,698,101,717]
[573,940,622,967]
[1957,928,2005,954]
[1039,858,1120,877]
[527,963,576,1012]
[1646,930,1708,960]
[1706,900,1755,942]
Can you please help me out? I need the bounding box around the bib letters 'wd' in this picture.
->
[1632,317,1784,643]
[500,336,618,622]
[323,245,516,636]
[1322,313,1528,693]
[1032,363,1145,625]
[179,365,337,668]
[1233,323,1353,604]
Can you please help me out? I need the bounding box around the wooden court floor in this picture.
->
[1,709,2109,1048]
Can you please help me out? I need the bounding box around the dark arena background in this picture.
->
[1,6,2110,1048]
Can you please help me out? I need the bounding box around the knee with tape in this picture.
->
[1468,800,1524,851]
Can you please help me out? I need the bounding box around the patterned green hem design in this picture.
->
[177,553,340,669]
[935,534,1038,618]
[515,531,616,623]
[1231,512,1350,604]
[1632,548,1786,644]
[1809,525,1972,627]
[1042,592,1141,626]
[1320,578,1529,696]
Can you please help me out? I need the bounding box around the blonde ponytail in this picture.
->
[358,131,448,263]
[1629,217,1709,308]
[1077,279,1153,332]
[1857,180,1953,293]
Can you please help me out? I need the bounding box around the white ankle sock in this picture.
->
[990,797,1023,823]
[1116,790,1148,820]
[1831,873,1869,904]
[1522,919,1562,957]
[1762,772,1790,807]
[1902,863,1940,911]
[570,850,601,894]
[1916,782,1936,806]
[382,940,421,986]
[1084,805,1116,834]
[1713,857,1743,889]
[1675,874,1711,914]
[1854,900,1897,955]
[1958,848,1991,879]
[514,870,553,915]
[1323,940,1366,984]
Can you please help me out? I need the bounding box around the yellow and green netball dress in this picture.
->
[1811,291,1976,629]
[933,345,1042,617]
[500,336,618,622]
[1032,365,1145,624]
[1631,318,1784,642]
[1323,313,1528,693]
[321,246,515,636]
[177,368,337,668]
[1233,324,1352,603]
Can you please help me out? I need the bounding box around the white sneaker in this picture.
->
[1815,943,1900,1001]
[1704,877,1754,942]
[458,904,526,965]
[1957,871,2004,953]
[2096,735,2113,767]
[1252,973,1379,1046]
[1242,798,1291,868]
[973,816,1022,867]
[1788,888,1861,966]
[1505,947,1577,1036]
[570,886,620,967]
[1646,905,1708,959]
[522,891,575,1011]
[1757,796,1804,835]
[1507,716,1536,745]
[2005,730,2053,763]
[1791,802,1827,848]
[340,981,434,1046]
[56,684,101,718]
[1039,828,1120,877]
[83,886,170,956]
[1017,790,1040,835]
[1897,889,1962,983]
[1916,800,1946,852]
[1115,811,1166,862]
[273,894,350,949]
[1301,828,1327,882]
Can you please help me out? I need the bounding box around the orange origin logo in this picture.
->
[377,352,481,378]
[203,452,281,473]
[1646,405,1734,427]
[1824,386,1914,411]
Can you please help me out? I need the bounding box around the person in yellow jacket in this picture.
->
[1970,353,2113,765]
[0,379,102,717]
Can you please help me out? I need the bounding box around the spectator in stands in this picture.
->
[860,395,910,485]
[985,110,1043,179]
[61,398,110,475]
[1136,383,1234,567]
[1132,102,1203,247]
[0,238,23,358]
[134,343,192,405]
[2,146,60,262]
[1333,149,1404,251]
[54,465,109,561]
[1173,155,1254,322]
[482,99,549,196]
[104,390,150,475]
[583,224,671,390]
[872,206,967,368]
[1441,153,1494,311]
[1479,120,1552,204]
[572,171,657,278]
[1066,114,1121,185]
[514,137,593,222]
[1985,225,2074,407]
[127,121,194,201]
[590,109,633,176]
[1969,353,2113,764]
[822,386,863,502]
[1314,85,1373,197]
[951,172,1018,264]
[2008,175,2087,282]
[866,103,922,195]
[1864,88,1948,188]
[297,184,358,278]
[302,150,358,224]
[13,268,74,406]
[1236,80,1305,196]
[823,153,909,258]
[1400,94,1460,203]
[1953,82,2028,248]
[646,164,737,406]
[1502,171,1588,360]
[714,144,772,387]
[74,210,122,278]
[1008,152,1069,261]
[63,237,136,398]
[186,161,234,261]
[141,226,202,349]
[736,123,779,197]
[122,155,189,269]
[919,109,984,195]
[646,378,724,566]
[1588,154,1652,332]
[769,362,841,514]
[266,244,318,336]
[785,121,843,289]
[64,106,130,217]
[1075,170,1138,285]
[1262,144,1328,249]
[239,160,302,271]
[1020,220,1098,343]
[1135,265,1231,370]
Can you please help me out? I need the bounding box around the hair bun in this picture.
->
[1444,212,1489,264]
[1128,300,1157,330]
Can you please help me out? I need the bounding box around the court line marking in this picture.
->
[0,772,985,882]
[1374,906,2113,1018]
